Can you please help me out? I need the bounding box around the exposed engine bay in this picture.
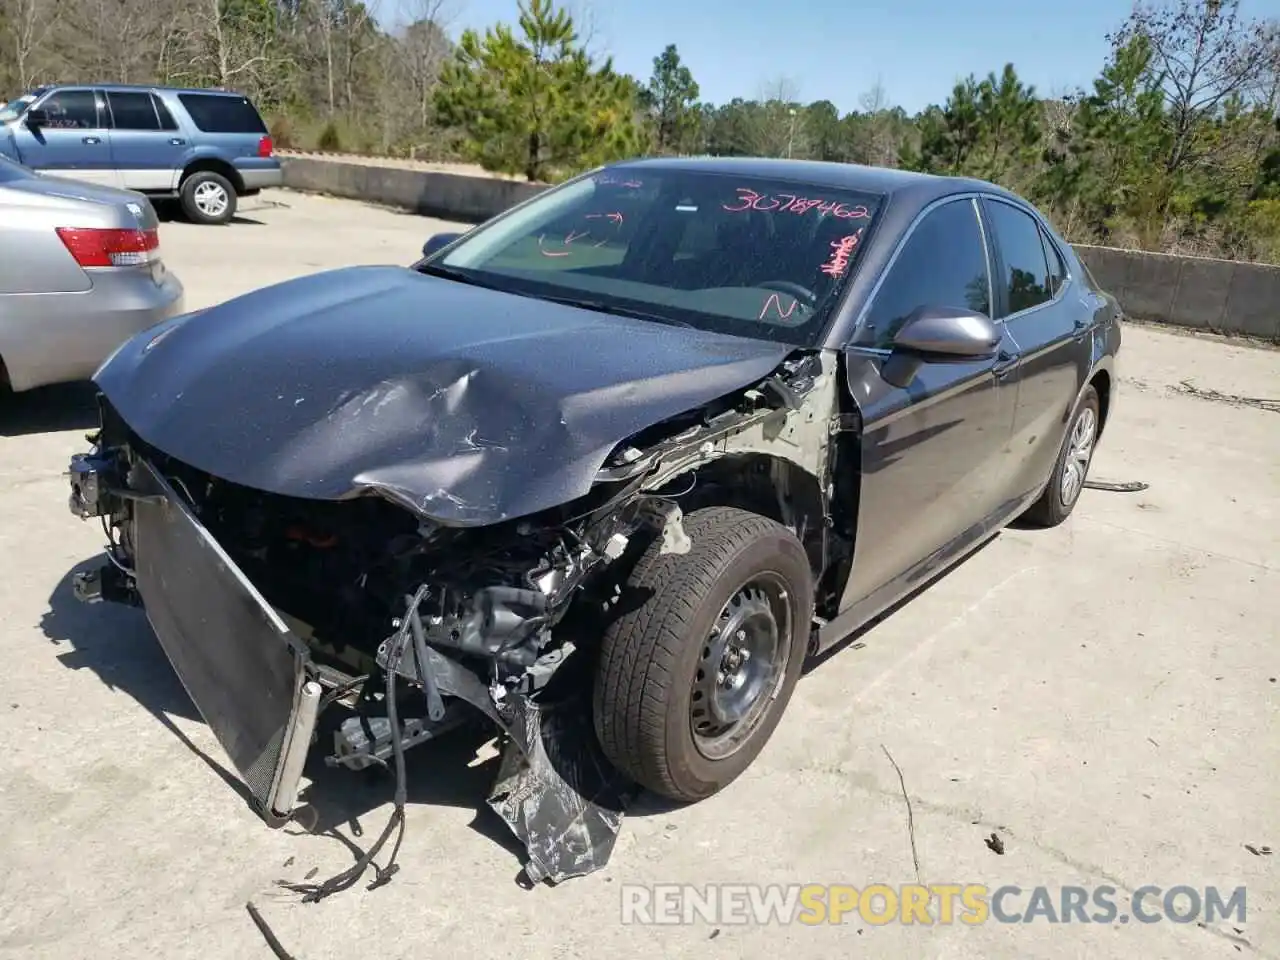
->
[66,349,852,891]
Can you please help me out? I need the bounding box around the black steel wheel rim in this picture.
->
[690,572,791,761]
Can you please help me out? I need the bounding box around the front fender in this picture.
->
[0,126,20,162]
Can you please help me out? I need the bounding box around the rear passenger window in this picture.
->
[107,92,160,131]
[37,90,100,129]
[177,94,267,134]
[1040,228,1068,296]
[855,198,991,349]
[152,96,179,131]
[985,200,1052,315]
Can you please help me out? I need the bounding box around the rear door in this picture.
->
[980,197,1090,503]
[11,88,117,186]
[104,89,187,192]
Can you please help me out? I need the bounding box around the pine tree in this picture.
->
[433,0,645,181]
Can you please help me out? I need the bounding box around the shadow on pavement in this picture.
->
[0,381,99,437]
[153,200,264,225]
[291,719,524,861]
[34,531,1007,881]
[41,555,524,862]
[803,532,999,675]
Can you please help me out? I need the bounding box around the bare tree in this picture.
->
[187,0,279,97]
[858,78,888,114]
[382,0,459,151]
[563,0,610,61]
[758,75,802,106]
[1042,83,1082,134]
[750,76,805,158]
[56,0,176,85]
[858,78,899,166]
[1112,0,1276,172]
[1255,21,1280,113]
[398,0,457,126]
[1,0,61,89]
[340,0,382,111]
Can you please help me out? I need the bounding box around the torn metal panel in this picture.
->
[607,351,842,498]
[487,692,641,885]
[91,264,791,527]
[375,604,637,884]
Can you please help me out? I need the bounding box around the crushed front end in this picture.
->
[67,398,656,887]
[66,351,842,891]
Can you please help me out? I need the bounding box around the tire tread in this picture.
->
[594,506,807,799]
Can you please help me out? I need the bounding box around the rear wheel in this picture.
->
[593,506,813,802]
[1023,384,1100,527]
[180,171,237,225]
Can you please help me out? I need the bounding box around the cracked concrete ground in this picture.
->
[0,190,1276,960]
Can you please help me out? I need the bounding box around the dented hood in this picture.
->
[94,265,791,525]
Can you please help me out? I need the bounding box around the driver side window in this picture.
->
[35,89,102,130]
[855,198,991,349]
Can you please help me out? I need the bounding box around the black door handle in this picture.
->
[82,136,101,145]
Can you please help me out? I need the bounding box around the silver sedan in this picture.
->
[0,155,184,393]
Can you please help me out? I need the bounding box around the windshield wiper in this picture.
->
[417,265,694,328]
[415,262,500,290]
[533,293,694,328]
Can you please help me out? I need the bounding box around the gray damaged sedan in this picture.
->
[65,157,1121,890]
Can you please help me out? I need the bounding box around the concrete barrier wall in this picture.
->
[280,155,1279,341]
[281,155,545,223]
[1074,246,1279,340]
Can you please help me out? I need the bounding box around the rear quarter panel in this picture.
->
[1054,240,1121,436]
[160,92,278,183]
[0,186,115,294]
[0,183,180,391]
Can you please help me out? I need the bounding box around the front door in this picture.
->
[13,88,117,186]
[839,196,1020,612]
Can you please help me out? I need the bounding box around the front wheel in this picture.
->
[1022,384,1100,527]
[593,506,814,803]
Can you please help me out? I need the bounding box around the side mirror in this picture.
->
[891,305,1000,358]
[24,108,48,128]
[421,231,463,258]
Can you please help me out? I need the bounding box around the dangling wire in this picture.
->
[280,584,429,902]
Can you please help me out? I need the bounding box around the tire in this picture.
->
[179,170,237,225]
[1022,384,1101,528]
[593,506,814,803]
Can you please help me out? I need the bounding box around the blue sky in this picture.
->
[390,0,1280,115]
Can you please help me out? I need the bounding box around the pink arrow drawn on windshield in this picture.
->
[537,233,571,257]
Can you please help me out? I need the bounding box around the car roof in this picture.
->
[608,155,1026,210]
[39,83,250,98]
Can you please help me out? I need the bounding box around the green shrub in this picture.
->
[316,121,342,152]
[268,114,296,149]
